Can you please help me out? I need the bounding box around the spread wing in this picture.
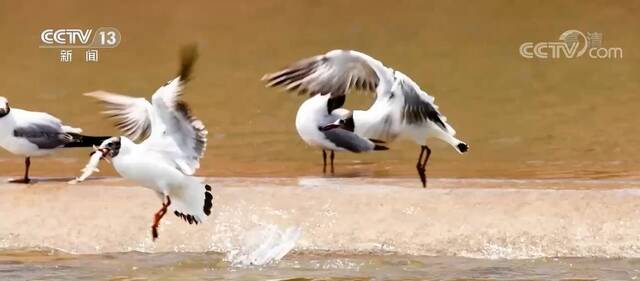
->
[396,73,451,133]
[262,50,385,97]
[145,45,208,175]
[84,91,154,141]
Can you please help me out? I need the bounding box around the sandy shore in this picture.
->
[1,177,640,258]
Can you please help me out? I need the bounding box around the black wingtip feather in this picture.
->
[179,44,198,82]
[204,185,213,216]
[374,144,389,151]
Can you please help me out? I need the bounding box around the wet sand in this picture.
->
[2,177,640,258]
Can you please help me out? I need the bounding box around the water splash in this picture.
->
[226,224,302,266]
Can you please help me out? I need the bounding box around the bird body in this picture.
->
[291,89,387,173]
[82,45,212,239]
[263,49,468,186]
[0,108,82,156]
[0,97,108,183]
[295,94,377,152]
[109,137,210,223]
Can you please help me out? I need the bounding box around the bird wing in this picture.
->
[323,128,375,153]
[396,72,453,134]
[262,49,390,98]
[84,91,155,141]
[144,45,207,175]
[10,109,76,149]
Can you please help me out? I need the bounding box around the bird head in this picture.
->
[0,96,10,118]
[93,137,122,159]
[319,114,355,132]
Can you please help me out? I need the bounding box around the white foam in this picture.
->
[226,224,302,266]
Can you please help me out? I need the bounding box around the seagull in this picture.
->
[292,93,388,173]
[262,50,469,187]
[0,96,109,183]
[80,45,212,240]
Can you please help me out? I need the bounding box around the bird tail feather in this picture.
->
[170,178,213,225]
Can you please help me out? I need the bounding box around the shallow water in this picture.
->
[2,250,640,281]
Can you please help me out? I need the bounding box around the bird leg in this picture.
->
[330,150,335,174]
[322,150,327,174]
[9,157,31,184]
[151,196,171,241]
[416,146,432,188]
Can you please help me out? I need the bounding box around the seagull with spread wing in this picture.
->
[0,96,109,183]
[263,50,469,187]
[79,45,212,240]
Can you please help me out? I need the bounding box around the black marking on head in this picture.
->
[0,103,9,118]
[327,95,346,114]
[341,116,355,132]
[105,137,122,158]
[205,184,211,191]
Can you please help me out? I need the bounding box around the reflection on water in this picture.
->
[1,250,639,281]
[1,1,639,179]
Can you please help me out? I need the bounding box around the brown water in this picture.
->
[3,250,640,281]
[2,1,640,280]
[1,1,640,179]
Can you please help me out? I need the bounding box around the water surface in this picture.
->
[1,1,639,179]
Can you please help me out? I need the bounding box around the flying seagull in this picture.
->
[78,45,212,240]
[0,96,109,183]
[293,93,388,173]
[262,50,469,187]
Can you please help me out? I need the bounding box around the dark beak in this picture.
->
[319,123,340,131]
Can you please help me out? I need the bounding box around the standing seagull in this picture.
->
[79,46,212,240]
[293,93,388,173]
[262,50,469,187]
[0,96,109,183]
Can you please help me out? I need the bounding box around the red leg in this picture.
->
[151,196,171,241]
